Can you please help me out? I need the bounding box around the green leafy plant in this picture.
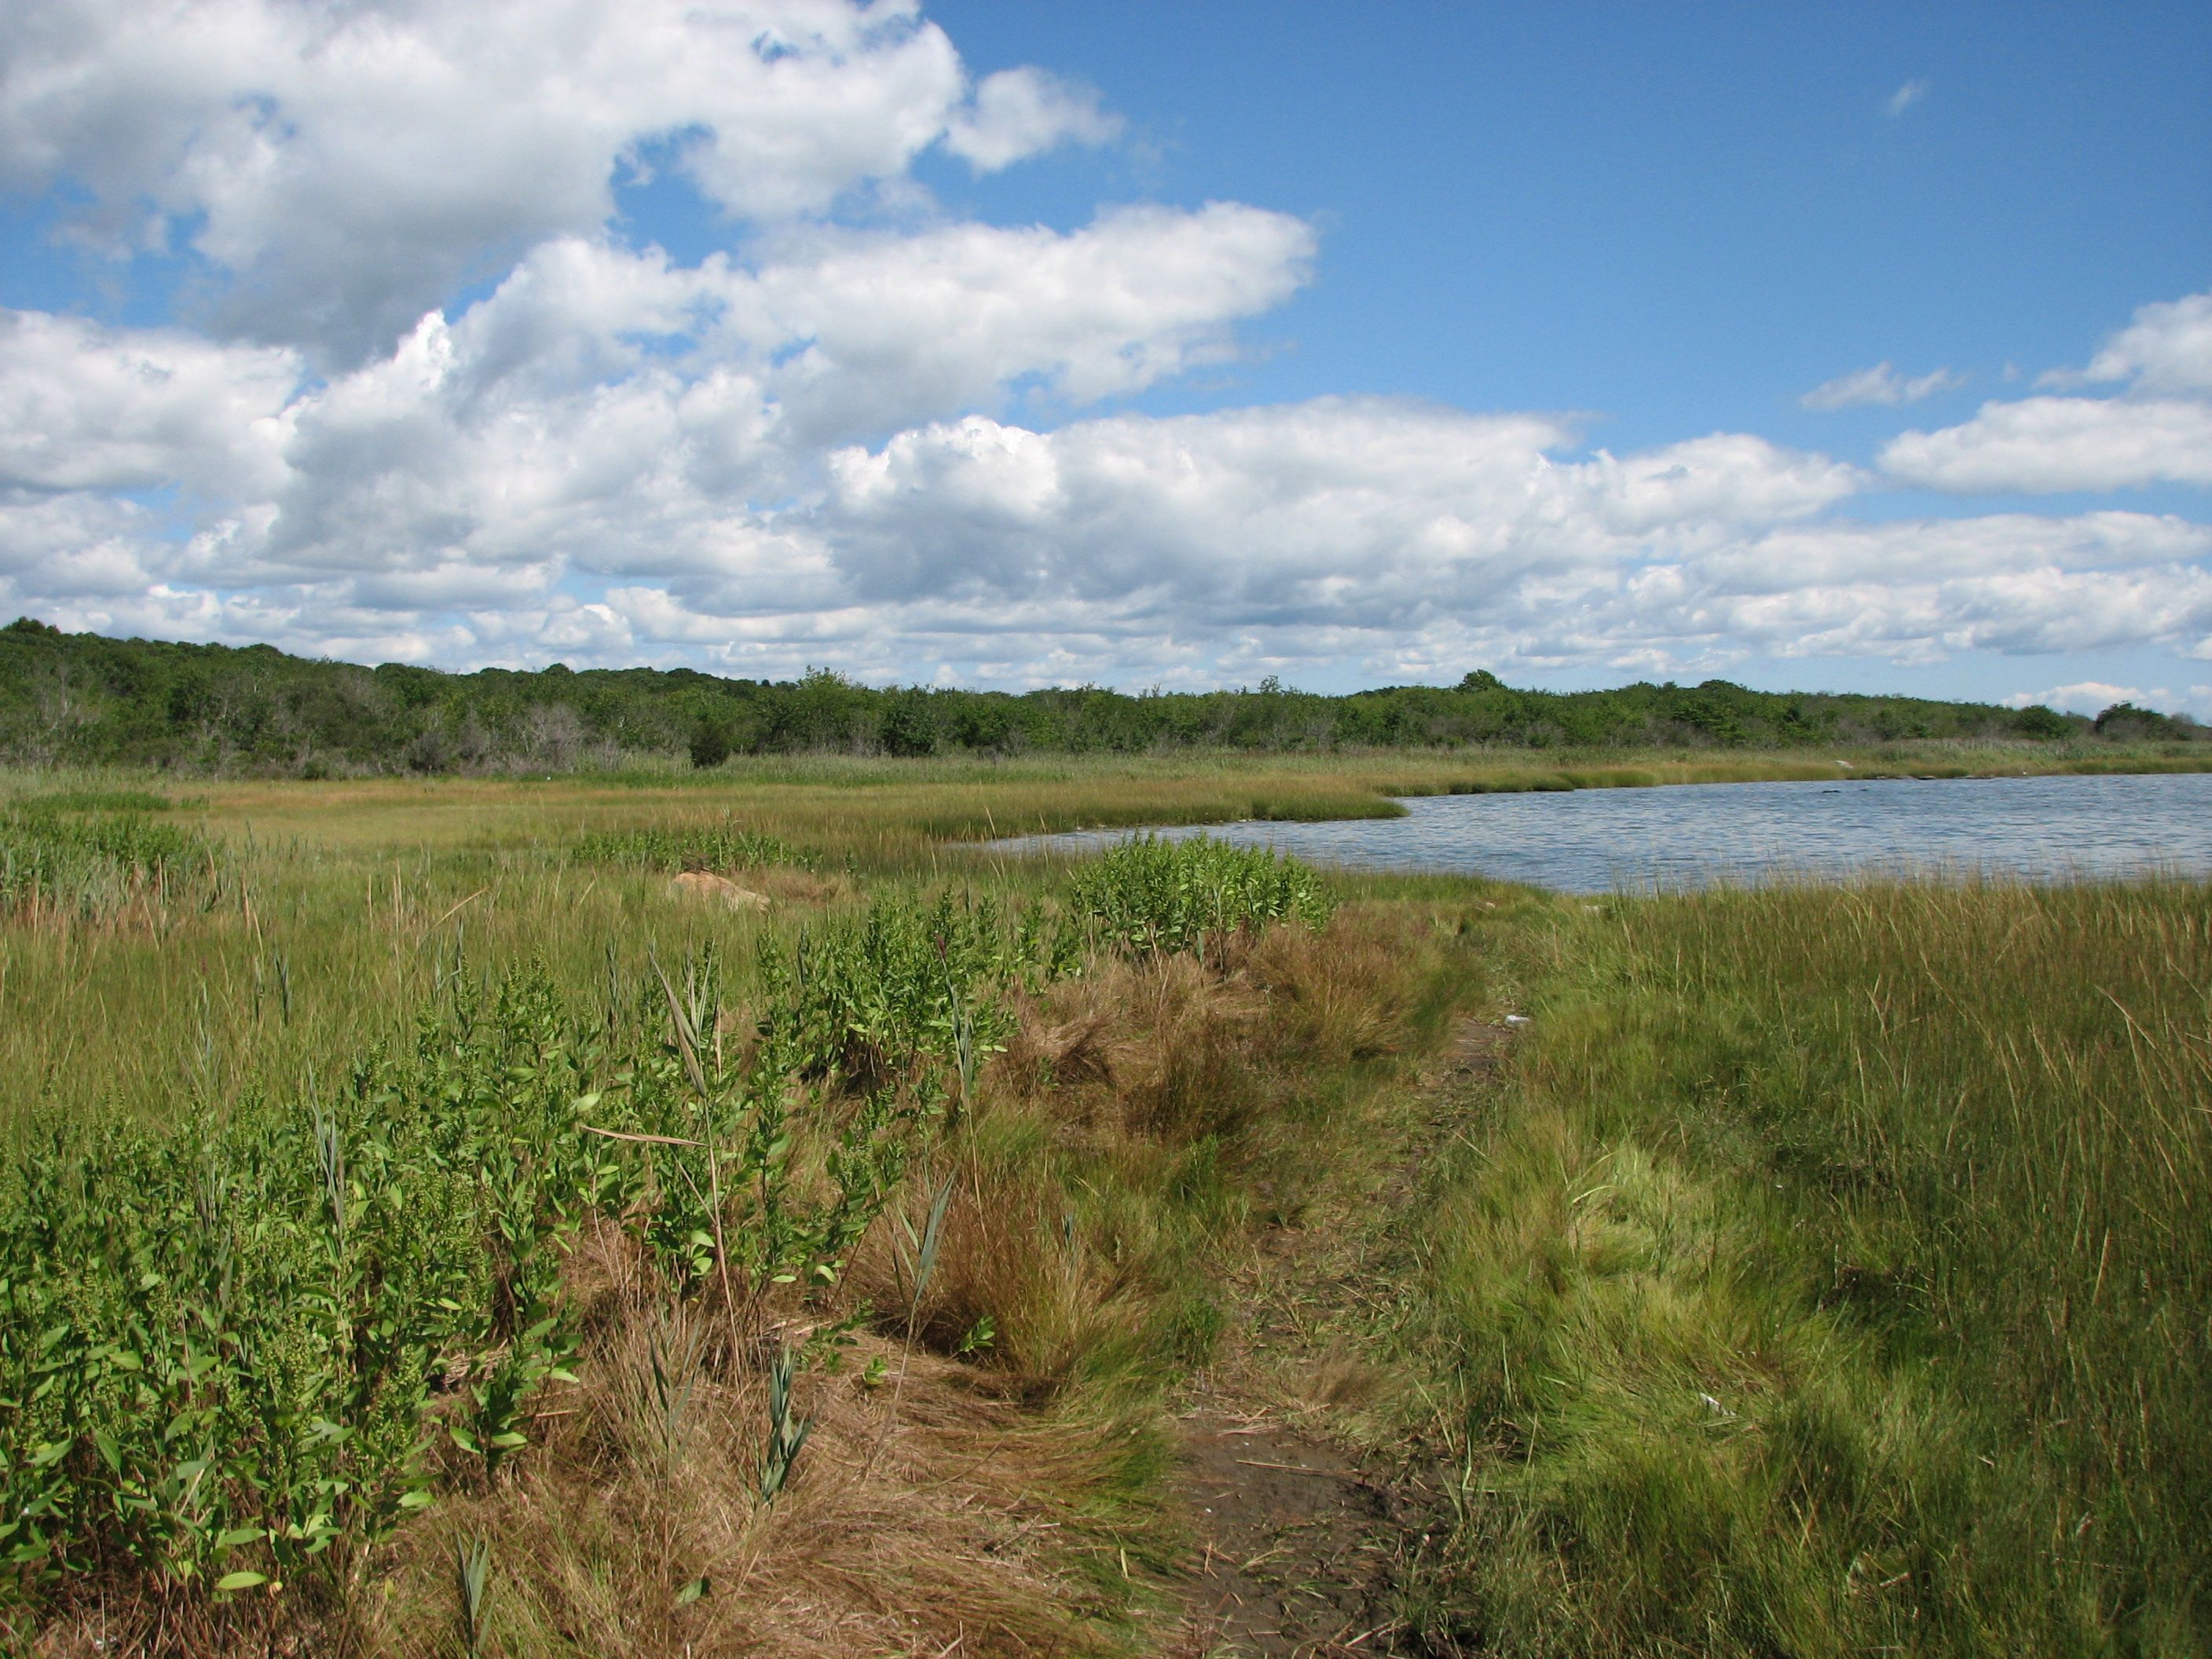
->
[452,1534,492,1658]
[1068,833,1331,961]
[755,1343,811,1505]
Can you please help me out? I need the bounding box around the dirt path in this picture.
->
[1166,1020,1513,1657]
[1173,1406,1396,1655]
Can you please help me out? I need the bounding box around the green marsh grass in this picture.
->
[0,804,213,927]
[1408,876,2212,1656]
[570,818,812,873]
[13,788,180,814]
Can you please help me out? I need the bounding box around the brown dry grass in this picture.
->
[361,1217,1156,1659]
[1246,903,1415,1070]
[854,1158,1127,1385]
[370,1345,1134,1657]
[854,908,1438,1387]
[742,865,853,908]
[991,904,1420,1140]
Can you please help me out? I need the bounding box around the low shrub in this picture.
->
[1067,833,1330,961]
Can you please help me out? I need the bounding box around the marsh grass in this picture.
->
[6,759,2206,1655]
[15,788,181,813]
[0,805,213,927]
[570,819,812,873]
[1406,876,2212,1656]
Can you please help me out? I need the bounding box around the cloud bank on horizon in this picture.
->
[0,0,2207,712]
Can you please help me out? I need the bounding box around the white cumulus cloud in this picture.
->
[734,203,1316,438]
[792,405,2205,673]
[0,6,2207,697]
[0,311,299,496]
[2076,291,2212,396]
[1882,396,2212,493]
[2004,681,2212,720]
[1881,289,2212,493]
[0,0,1116,363]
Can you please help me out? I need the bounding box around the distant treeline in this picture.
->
[0,617,2198,775]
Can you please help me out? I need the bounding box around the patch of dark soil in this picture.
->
[1173,1407,1398,1657]
[1442,1019,1513,1082]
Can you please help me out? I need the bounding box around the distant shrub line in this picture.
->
[5,617,2195,777]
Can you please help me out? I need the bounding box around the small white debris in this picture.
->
[1504,1014,1531,1026]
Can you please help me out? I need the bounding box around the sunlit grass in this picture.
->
[1406,877,2212,1655]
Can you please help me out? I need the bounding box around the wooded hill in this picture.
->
[0,617,2196,775]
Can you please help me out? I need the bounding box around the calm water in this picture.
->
[988,771,2212,893]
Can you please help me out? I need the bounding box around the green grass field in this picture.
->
[1393,878,2211,1655]
[0,753,2203,1655]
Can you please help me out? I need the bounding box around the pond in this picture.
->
[986,771,2212,893]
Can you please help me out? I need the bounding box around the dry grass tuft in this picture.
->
[996,954,1269,1142]
[1247,904,1416,1068]
[851,1157,1149,1389]
[745,865,853,908]
[856,911,1439,1410]
[997,997,1116,1093]
[13,1580,298,1658]
[995,908,1421,1144]
[363,1262,1144,1657]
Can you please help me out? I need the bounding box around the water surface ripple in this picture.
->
[987,771,2212,894]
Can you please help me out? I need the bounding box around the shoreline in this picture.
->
[970,765,2212,894]
[947,746,2212,843]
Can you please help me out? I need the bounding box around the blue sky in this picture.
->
[921,5,2208,436]
[1,1,2207,711]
